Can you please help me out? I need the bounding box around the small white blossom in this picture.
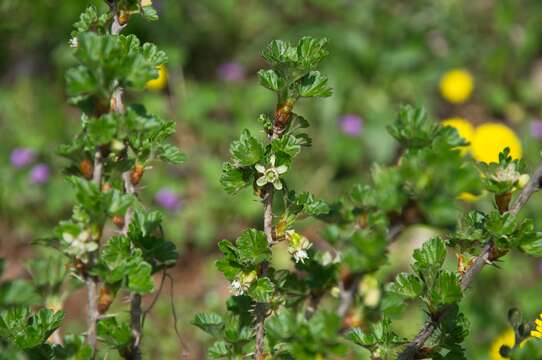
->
[255,155,288,190]
[62,229,98,263]
[69,37,79,49]
[286,230,312,264]
[228,271,256,296]
[492,163,520,183]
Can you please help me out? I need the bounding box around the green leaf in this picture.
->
[296,36,329,70]
[208,340,230,358]
[296,71,332,97]
[272,134,302,158]
[192,313,224,337]
[0,308,64,350]
[258,69,285,91]
[387,105,439,149]
[236,229,271,266]
[248,277,274,303]
[229,129,264,167]
[262,39,295,65]
[220,161,251,195]
[413,237,447,272]
[157,143,186,164]
[346,328,376,347]
[87,113,118,146]
[97,317,132,351]
[389,272,423,299]
[430,272,462,305]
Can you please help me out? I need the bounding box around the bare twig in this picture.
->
[85,148,105,358]
[398,161,542,360]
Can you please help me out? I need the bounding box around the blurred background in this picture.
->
[2,0,542,358]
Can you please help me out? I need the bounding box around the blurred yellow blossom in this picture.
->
[439,68,474,103]
[490,329,516,360]
[472,122,522,164]
[530,313,542,338]
[442,117,475,154]
[146,64,168,91]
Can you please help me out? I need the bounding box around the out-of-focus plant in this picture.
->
[0,1,183,359]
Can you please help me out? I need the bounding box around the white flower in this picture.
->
[292,249,309,263]
[62,229,98,263]
[229,279,245,296]
[69,37,78,49]
[286,230,312,264]
[492,163,520,183]
[228,271,256,296]
[255,155,288,190]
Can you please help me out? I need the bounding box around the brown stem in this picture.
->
[254,103,291,359]
[398,161,542,360]
[86,149,103,358]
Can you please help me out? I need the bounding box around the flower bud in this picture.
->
[79,159,93,179]
[130,163,145,185]
[112,215,125,229]
[110,139,125,153]
[518,174,530,189]
[98,286,114,314]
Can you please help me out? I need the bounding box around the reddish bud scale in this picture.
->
[101,182,112,192]
[118,11,130,25]
[496,192,512,214]
[130,164,145,185]
[274,100,294,130]
[79,159,93,179]
[112,215,125,228]
[98,286,114,314]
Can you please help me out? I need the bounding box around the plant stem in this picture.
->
[254,103,289,359]
[86,149,103,358]
[397,161,542,360]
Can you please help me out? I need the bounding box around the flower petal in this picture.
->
[255,164,266,173]
[276,165,288,174]
[531,330,542,338]
[273,179,283,190]
[256,176,268,187]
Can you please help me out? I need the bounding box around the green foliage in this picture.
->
[0,308,63,350]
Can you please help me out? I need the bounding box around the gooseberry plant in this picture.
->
[193,38,542,358]
[0,1,183,359]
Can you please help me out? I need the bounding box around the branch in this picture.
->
[254,106,290,360]
[85,149,103,358]
[398,161,542,360]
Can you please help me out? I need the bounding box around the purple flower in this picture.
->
[339,114,363,136]
[30,163,50,184]
[10,148,35,168]
[217,62,245,82]
[531,120,542,139]
[154,188,182,212]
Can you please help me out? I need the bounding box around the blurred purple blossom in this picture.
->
[531,120,542,139]
[217,62,245,82]
[339,114,363,136]
[10,148,35,168]
[154,188,182,212]
[30,163,50,184]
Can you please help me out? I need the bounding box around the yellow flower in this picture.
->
[146,64,168,91]
[471,123,522,164]
[490,328,515,360]
[530,313,542,338]
[442,117,475,154]
[439,68,474,104]
[457,192,481,202]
